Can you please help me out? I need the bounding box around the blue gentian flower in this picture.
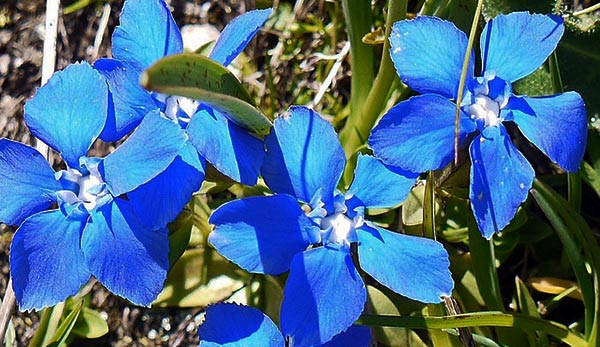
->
[0,62,184,310]
[368,12,587,238]
[91,0,271,229]
[198,303,371,347]
[209,106,454,346]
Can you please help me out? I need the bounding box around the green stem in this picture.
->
[453,0,484,164]
[339,0,407,182]
[340,0,374,140]
[357,312,587,347]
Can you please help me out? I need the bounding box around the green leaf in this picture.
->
[141,53,272,135]
[581,161,600,198]
[167,206,194,268]
[153,248,248,308]
[367,285,429,346]
[531,179,600,339]
[46,299,83,347]
[358,311,587,347]
[71,307,109,339]
[30,302,66,347]
[516,277,550,347]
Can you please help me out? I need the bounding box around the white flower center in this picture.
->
[321,212,354,245]
[159,94,199,125]
[55,159,110,212]
[466,95,501,127]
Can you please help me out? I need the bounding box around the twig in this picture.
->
[0,0,60,344]
[92,3,111,60]
[308,41,350,108]
[571,3,600,17]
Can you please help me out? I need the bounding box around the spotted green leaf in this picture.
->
[141,53,272,135]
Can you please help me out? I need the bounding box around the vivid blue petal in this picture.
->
[481,12,564,82]
[10,210,90,311]
[209,9,272,66]
[102,110,187,195]
[469,127,535,238]
[505,92,587,172]
[128,141,205,229]
[348,154,418,209]
[281,248,366,347]
[262,106,345,205]
[187,107,264,185]
[320,325,371,347]
[209,194,313,275]
[357,223,453,303]
[24,62,108,168]
[369,94,475,172]
[389,16,473,99]
[112,0,183,69]
[94,58,157,141]
[199,303,284,347]
[0,140,60,225]
[82,199,169,306]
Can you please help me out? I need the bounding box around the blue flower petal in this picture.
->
[187,107,264,185]
[209,194,313,275]
[102,110,187,195]
[281,248,366,347]
[369,94,474,172]
[262,106,345,205]
[348,154,418,209]
[469,127,535,238]
[199,303,285,347]
[10,210,90,311]
[357,223,453,303]
[320,325,371,347]
[481,12,564,82]
[0,140,60,225]
[209,9,272,67]
[82,199,169,306]
[390,16,473,99]
[505,92,587,172]
[112,0,183,69]
[94,58,157,141]
[24,62,108,168]
[128,141,205,229]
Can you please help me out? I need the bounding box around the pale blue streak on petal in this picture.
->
[209,195,313,275]
[102,110,187,195]
[128,141,205,229]
[187,106,264,185]
[209,9,273,66]
[281,248,366,347]
[0,140,60,225]
[112,0,183,69]
[348,154,418,209]
[357,223,453,303]
[481,12,564,82]
[82,199,169,306]
[505,92,587,172]
[261,106,345,205]
[24,62,108,168]
[369,94,475,172]
[469,127,535,238]
[94,58,158,141]
[199,303,284,346]
[11,210,90,311]
[390,16,473,99]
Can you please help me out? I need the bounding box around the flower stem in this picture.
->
[357,311,587,347]
[339,0,407,183]
[453,0,484,165]
[0,0,60,344]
